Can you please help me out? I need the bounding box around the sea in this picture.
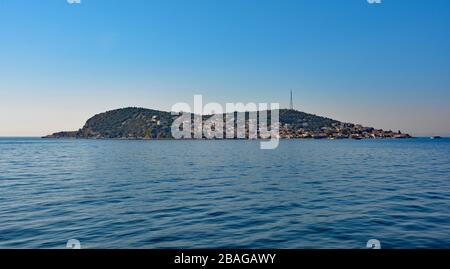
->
[0,137,449,249]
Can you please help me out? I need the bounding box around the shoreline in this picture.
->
[40,136,417,141]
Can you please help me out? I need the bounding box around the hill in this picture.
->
[44,107,410,139]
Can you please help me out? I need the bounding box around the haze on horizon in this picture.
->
[1,0,450,137]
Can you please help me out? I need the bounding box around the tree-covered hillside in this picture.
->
[45,107,410,139]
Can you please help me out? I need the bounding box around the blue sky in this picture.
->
[1,0,450,136]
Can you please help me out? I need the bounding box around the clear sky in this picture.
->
[1,0,449,136]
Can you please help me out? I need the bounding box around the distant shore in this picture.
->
[42,135,414,140]
[44,107,414,141]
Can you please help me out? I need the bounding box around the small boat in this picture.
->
[430,136,442,139]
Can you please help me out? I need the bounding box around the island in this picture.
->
[44,107,411,140]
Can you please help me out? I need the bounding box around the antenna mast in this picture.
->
[290,90,293,110]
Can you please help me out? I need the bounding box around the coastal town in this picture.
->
[278,122,412,140]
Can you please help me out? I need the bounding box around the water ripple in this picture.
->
[0,138,450,248]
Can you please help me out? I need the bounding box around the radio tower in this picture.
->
[290,90,293,110]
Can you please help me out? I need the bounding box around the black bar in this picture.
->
[0,249,447,268]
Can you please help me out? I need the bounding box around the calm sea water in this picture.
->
[0,138,449,249]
